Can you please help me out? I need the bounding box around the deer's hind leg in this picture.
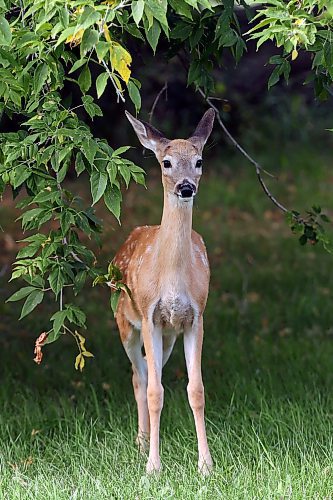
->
[117,311,149,453]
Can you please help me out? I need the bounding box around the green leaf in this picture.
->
[197,0,213,10]
[68,305,86,327]
[60,210,73,234]
[32,189,58,204]
[299,234,307,246]
[21,208,45,228]
[131,171,145,186]
[81,28,99,57]
[127,81,141,113]
[81,138,98,163]
[34,63,49,94]
[7,286,36,302]
[82,95,103,119]
[132,0,145,25]
[77,6,101,30]
[90,169,108,205]
[13,168,31,189]
[96,72,109,99]
[110,290,121,315]
[49,266,65,296]
[73,271,87,295]
[59,7,69,28]
[119,164,131,187]
[145,19,161,53]
[104,184,122,222]
[170,0,193,19]
[170,21,193,41]
[145,0,168,27]
[55,26,76,46]
[75,152,86,176]
[17,239,43,258]
[19,290,44,319]
[69,58,87,74]
[57,161,69,183]
[125,23,145,41]
[268,65,282,89]
[78,65,92,93]
[0,16,12,46]
[45,329,61,344]
[51,310,68,336]
[95,41,110,61]
[113,146,131,156]
[107,161,118,185]
[320,214,331,223]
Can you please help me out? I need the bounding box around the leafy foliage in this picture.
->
[286,206,333,253]
[246,1,333,95]
[0,0,333,367]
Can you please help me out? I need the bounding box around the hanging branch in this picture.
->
[198,90,277,180]
[197,88,294,216]
[148,83,168,124]
[197,89,333,252]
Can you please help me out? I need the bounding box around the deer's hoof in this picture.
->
[146,458,161,475]
[198,456,213,476]
[136,433,149,455]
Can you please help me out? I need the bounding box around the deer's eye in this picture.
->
[163,160,172,168]
[196,159,203,168]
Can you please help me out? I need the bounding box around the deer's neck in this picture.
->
[156,192,193,275]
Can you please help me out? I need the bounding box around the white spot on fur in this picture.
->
[137,255,144,271]
[194,244,208,268]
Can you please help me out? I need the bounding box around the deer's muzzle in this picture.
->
[176,181,196,199]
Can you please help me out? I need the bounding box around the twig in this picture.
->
[198,88,275,179]
[198,88,302,219]
[101,60,125,103]
[141,83,168,156]
[255,169,289,214]
[59,288,63,312]
[148,83,168,124]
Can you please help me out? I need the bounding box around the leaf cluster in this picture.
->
[286,206,333,253]
[246,0,333,96]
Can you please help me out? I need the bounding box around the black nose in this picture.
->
[180,187,194,198]
[177,182,196,198]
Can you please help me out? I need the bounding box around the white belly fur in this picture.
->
[153,291,195,332]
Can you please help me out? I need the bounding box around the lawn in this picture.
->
[0,121,333,498]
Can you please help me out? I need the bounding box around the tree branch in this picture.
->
[198,88,276,179]
[198,88,301,219]
[148,83,168,124]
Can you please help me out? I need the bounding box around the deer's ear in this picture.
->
[189,108,215,150]
[125,111,168,153]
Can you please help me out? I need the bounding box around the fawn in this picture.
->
[113,109,215,474]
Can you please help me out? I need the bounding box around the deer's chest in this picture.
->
[153,289,195,332]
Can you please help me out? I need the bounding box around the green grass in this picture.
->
[0,134,333,498]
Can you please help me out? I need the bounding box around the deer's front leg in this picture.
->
[184,315,213,475]
[142,318,163,474]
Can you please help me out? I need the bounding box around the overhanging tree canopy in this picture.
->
[0,0,332,367]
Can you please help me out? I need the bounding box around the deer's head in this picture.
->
[125,109,215,203]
